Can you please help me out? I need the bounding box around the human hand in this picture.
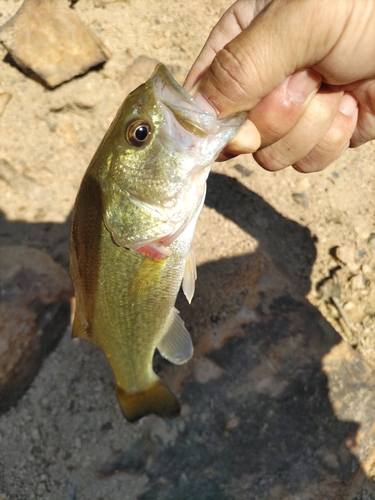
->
[184,0,375,172]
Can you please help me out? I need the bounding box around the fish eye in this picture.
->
[126,120,152,147]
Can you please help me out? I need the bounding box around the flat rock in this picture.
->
[0,0,110,88]
[0,246,73,412]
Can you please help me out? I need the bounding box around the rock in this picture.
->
[0,0,110,88]
[368,233,375,250]
[120,56,187,96]
[354,217,371,240]
[0,246,73,412]
[120,56,161,96]
[192,356,224,384]
[233,164,253,177]
[332,244,358,271]
[0,92,11,117]
[343,300,367,325]
[350,273,365,290]
[292,192,309,208]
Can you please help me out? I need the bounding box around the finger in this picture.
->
[184,0,267,92]
[249,70,322,148]
[254,89,344,171]
[293,93,358,172]
[347,80,375,147]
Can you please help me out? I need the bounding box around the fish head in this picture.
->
[99,63,245,253]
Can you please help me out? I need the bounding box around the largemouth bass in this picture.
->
[70,64,244,422]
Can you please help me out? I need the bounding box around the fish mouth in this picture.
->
[149,63,246,159]
[150,64,224,138]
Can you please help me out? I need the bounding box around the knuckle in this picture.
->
[254,148,288,171]
[211,42,260,106]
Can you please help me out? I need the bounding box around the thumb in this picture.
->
[194,0,356,118]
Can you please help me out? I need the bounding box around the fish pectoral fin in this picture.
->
[182,248,197,304]
[71,312,90,340]
[116,380,180,422]
[157,308,193,365]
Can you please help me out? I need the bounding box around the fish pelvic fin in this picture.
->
[182,248,197,304]
[116,380,180,422]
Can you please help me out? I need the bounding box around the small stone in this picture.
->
[368,234,375,250]
[234,164,253,177]
[292,192,309,209]
[333,245,357,269]
[0,0,110,88]
[294,177,310,190]
[354,218,371,240]
[193,356,224,384]
[350,274,365,290]
[152,38,165,50]
[36,481,47,496]
[0,92,11,117]
[0,246,73,412]
[226,415,240,430]
[343,301,367,324]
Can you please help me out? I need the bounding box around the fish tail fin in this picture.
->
[115,380,180,422]
[71,311,90,340]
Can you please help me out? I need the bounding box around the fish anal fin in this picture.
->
[71,312,90,340]
[182,248,197,304]
[157,308,193,365]
[116,381,180,422]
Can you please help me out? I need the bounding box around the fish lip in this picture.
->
[150,64,221,137]
[151,64,205,113]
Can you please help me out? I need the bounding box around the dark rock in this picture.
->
[0,246,73,412]
[292,192,309,208]
[0,0,110,88]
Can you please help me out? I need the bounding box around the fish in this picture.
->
[70,63,245,422]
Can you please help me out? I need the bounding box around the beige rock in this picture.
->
[120,56,161,97]
[0,0,110,88]
[0,246,73,412]
[120,56,187,97]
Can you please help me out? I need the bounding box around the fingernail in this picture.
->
[339,94,358,116]
[286,69,321,103]
[193,92,217,115]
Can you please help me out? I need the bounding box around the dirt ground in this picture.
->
[1,1,375,499]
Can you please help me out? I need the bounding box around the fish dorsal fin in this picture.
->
[157,308,193,365]
[182,248,197,304]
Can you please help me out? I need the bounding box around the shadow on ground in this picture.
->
[1,173,374,499]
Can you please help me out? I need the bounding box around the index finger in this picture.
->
[184,0,267,92]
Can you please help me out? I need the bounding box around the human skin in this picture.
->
[184,0,375,172]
